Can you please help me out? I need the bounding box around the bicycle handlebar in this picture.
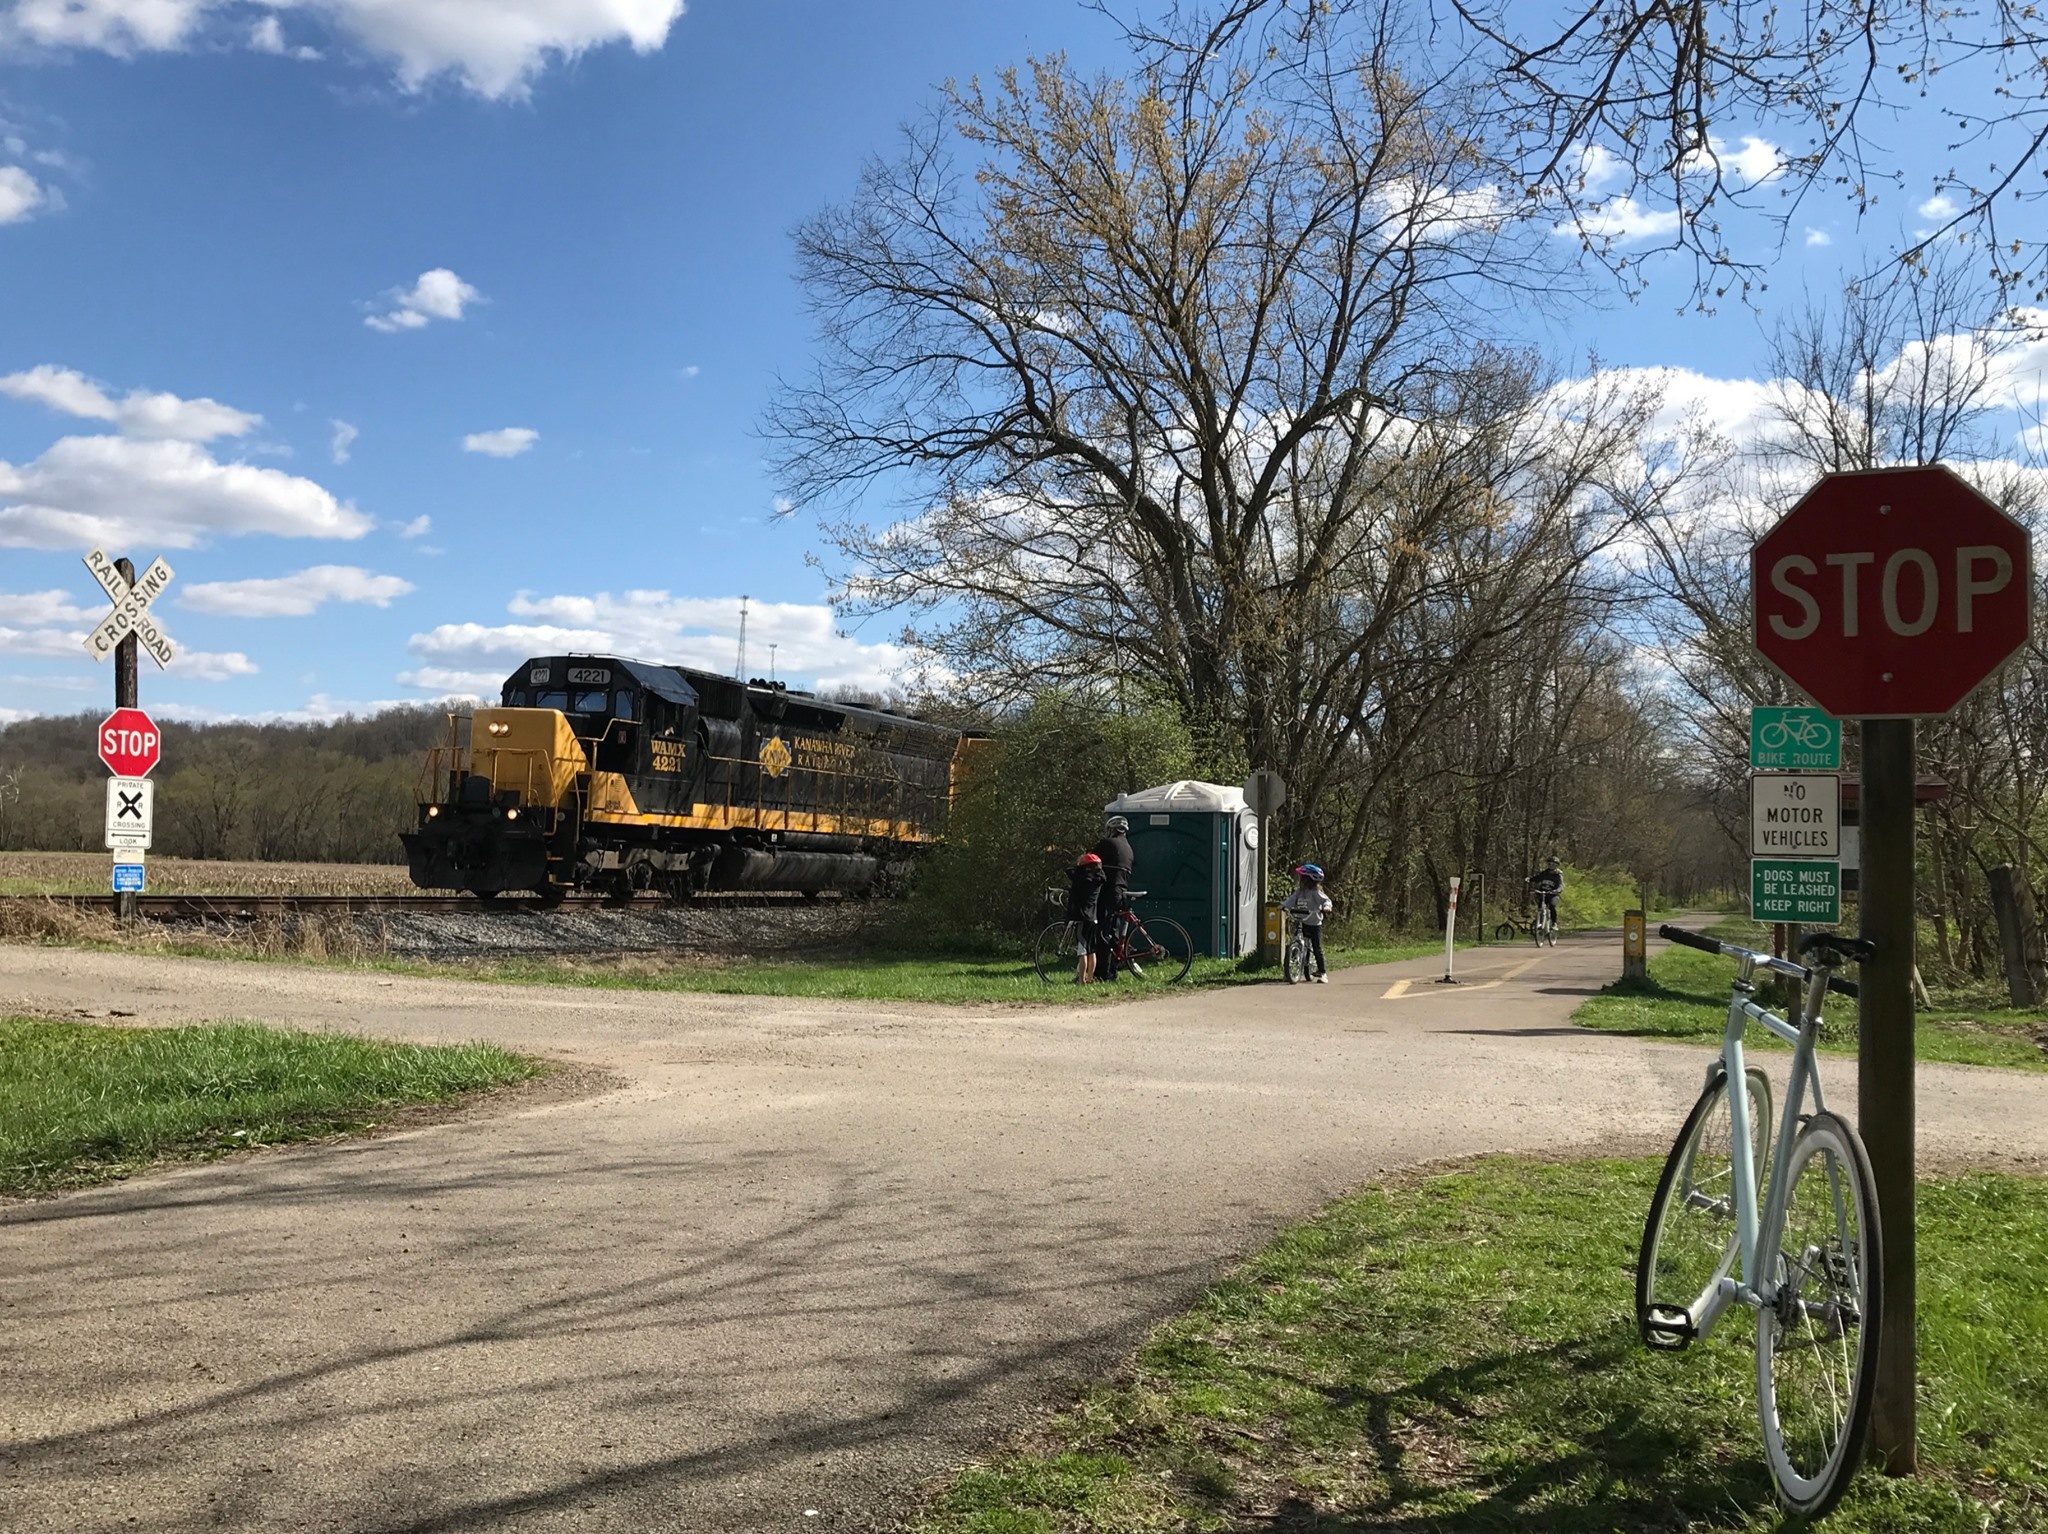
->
[1658,925,1863,999]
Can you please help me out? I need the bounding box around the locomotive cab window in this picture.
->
[614,691,637,720]
[536,691,569,711]
[572,690,610,714]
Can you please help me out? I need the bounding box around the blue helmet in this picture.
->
[1295,863,1324,881]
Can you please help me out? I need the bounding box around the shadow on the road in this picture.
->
[1438,1027,1586,1038]
[1,1140,1232,1532]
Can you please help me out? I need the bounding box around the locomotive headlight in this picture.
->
[506,808,520,821]
[426,806,440,818]
[487,721,510,737]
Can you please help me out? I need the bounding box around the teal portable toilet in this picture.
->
[1104,781,1260,958]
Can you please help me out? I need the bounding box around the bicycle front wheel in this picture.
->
[1756,1111,1882,1519]
[1637,1064,1772,1346]
[1034,921,1080,984]
[1126,917,1193,984]
[1494,920,1518,942]
[1283,935,1307,984]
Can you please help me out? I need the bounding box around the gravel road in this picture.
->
[2,933,2043,1534]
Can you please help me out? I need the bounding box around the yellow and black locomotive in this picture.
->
[403,654,976,900]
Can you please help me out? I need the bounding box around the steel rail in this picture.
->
[1,890,848,921]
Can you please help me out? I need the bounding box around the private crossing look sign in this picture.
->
[104,777,154,851]
[81,548,177,669]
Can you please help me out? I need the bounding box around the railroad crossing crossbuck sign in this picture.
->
[80,547,177,669]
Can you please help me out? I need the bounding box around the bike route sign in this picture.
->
[1750,706,1841,770]
[1752,858,1841,924]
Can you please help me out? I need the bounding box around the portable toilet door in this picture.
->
[1234,809,1260,957]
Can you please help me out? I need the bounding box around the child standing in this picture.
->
[1281,862,1334,982]
[1066,851,1105,983]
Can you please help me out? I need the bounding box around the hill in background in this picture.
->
[0,707,452,864]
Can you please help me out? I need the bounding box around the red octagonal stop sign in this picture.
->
[1752,466,2034,718]
[98,707,162,778]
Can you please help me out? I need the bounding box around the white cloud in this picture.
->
[462,426,537,457]
[1,1,684,98]
[0,164,45,223]
[395,665,504,695]
[1805,227,1832,247]
[1568,197,1682,243]
[1918,192,1960,222]
[365,268,481,333]
[0,434,372,549]
[0,365,262,440]
[406,589,915,695]
[181,563,414,617]
[0,0,210,52]
[0,588,94,625]
[1714,134,1783,189]
[330,418,357,463]
[680,364,699,378]
[168,648,258,680]
[395,513,431,538]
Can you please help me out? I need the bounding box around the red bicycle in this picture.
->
[1034,888,1194,983]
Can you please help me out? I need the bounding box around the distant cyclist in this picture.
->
[1527,856,1565,931]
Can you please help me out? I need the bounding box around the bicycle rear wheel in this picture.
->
[1756,1111,1882,1519]
[1494,920,1518,942]
[1034,921,1080,984]
[1283,934,1307,984]
[1125,917,1193,983]
[1637,1064,1772,1349]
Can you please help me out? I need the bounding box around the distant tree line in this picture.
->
[0,708,449,865]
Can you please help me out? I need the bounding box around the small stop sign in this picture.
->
[98,707,162,778]
[1752,466,2033,717]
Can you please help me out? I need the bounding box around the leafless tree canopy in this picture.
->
[1447,0,2048,300]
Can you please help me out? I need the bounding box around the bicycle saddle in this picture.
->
[1800,932,1876,963]
[1121,889,1147,900]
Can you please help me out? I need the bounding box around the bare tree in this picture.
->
[771,4,1672,853]
[1446,0,2048,301]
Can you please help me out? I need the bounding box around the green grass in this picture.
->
[0,1017,540,1195]
[918,1156,2048,1532]
[428,937,1455,1005]
[1576,918,2048,1073]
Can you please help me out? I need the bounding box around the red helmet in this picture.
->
[1078,852,1102,865]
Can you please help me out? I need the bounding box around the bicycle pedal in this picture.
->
[1640,1305,1697,1351]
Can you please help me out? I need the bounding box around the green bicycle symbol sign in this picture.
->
[1750,706,1842,770]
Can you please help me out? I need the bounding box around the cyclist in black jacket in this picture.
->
[1093,815,1134,980]
[1527,856,1565,930]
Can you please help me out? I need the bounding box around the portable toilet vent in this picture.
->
[1104,781,1260,959]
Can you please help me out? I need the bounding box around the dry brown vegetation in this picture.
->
[0,852,415,898]
[0,897,399,962]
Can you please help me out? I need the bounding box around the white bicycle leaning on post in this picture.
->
[1638,924,1883,1520]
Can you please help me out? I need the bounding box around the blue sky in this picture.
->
[0,1,2037,723]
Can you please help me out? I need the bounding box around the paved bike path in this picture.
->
[2,933,2043,1533]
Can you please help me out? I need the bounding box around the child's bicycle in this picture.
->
[1639,924,1880,1519]
[1280,912,1316,984]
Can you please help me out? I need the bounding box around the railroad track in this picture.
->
[1,891,846,921]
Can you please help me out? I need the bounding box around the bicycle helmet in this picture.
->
[1546,855,1561,868]
[1104,815,1129,835]
[1295,863,1325,882]
[1077,852,1101,865]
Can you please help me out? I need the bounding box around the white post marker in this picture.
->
[81,548,176,669]
[104,777,154,852]
[1437,875,1462,984]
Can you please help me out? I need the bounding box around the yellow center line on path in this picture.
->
[1379,952,1545,1000]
